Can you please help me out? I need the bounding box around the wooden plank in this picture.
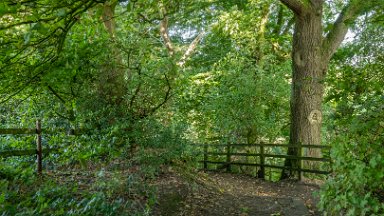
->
[206,152,263,158]
[231,143,331,149]
[204,152,331,162]
[0,128,86,135]
[42,128,85,135]
[0,128,36,135]
[263,154,331,162]
[0,149,37,157]
[199,161,331,175]
[274,154,330,162]
[195,143,331,149]
[0,148,59,158]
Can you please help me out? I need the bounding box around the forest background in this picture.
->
[0,0,383,215]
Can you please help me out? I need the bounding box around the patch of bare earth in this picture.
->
[152,171,323,216]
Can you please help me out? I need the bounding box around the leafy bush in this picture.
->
[0,166,155,216]
[319,99,384,215]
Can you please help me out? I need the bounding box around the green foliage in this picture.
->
[0,167,154,216]
[320,111,384,215]
[130,117,195,177]
[177,1,291,144]
[1,0,383,214]
[320,21,384,215]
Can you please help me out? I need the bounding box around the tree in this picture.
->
[278,0,382,178]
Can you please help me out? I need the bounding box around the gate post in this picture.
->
[203,144,208,171]
[298,145,302,181]
[36,120,42,175]
[258,144,265,179]
[226,144,231,172]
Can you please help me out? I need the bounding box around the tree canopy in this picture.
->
[0,0,383,214]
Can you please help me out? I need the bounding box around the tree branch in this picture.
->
[149,73,172,115]
[0,50,58,104]
[47,85,66,104]
[0,17,56,31]
[279,0,305,15]
[322,0,374,61]
[177,31,205,67]
[159,2,174,56]
[160,15,174,56]
[102,1,118,38]
[255,4,270,64]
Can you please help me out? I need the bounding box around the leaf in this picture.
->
[0,3,15,17]
[369,158,377,168]
[56,8,66,17]
[24,32,32,45]
[0,193,5,203]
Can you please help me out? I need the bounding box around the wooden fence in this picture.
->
[199,143,331,180]
[1,122,331,179]
[0,120,65,175]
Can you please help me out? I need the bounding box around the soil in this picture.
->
[153,171,323,216]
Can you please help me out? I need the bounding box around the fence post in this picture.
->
[203,144,208,171]
[298,145,302,181]
[258,144,265,179]
[36,120,42,175]
[226,144,231,172]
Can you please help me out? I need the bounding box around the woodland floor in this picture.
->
[152,171,323,216]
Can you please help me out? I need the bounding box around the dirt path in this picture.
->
[153,171,322,216]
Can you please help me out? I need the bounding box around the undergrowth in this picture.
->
[0,157,156,216]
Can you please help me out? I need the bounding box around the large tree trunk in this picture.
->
[278,0,376,179]
[98,1,126,105]
[281,4,327,178]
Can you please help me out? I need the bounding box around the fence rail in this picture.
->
[0,148,59,158]
[0,128,84,135]
[204,152,330,162]
[0,128,37,135]
[195,143,331,149]
[198,143,331,180]
[0,120,76,175]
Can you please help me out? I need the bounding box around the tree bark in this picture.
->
[279,0,373,179]
[281,3,326,178]
[99,1,126,105]
[160,15,175,57]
